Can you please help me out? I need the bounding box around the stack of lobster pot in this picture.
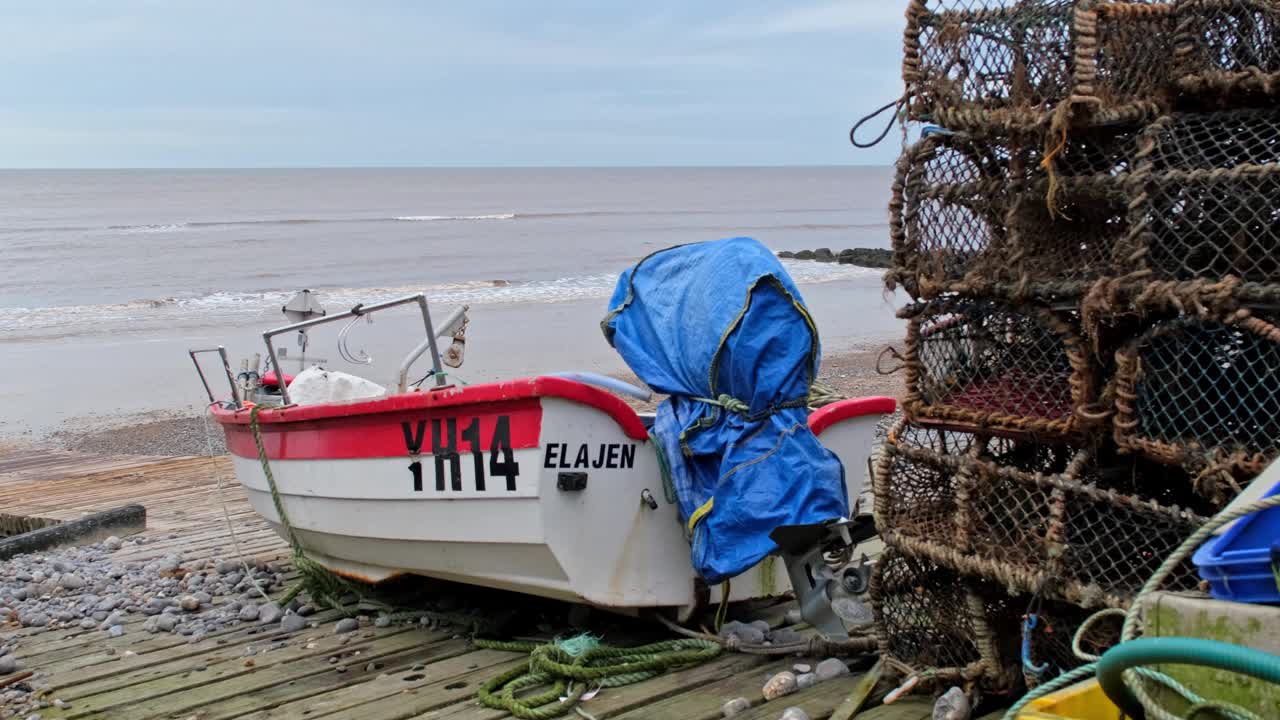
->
[869,0,1280,698]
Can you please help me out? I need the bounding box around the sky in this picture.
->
[0,2,907,168]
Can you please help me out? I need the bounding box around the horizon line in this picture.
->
[0,162,891,171]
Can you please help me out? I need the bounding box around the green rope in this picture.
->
[249,405,366,611]
[475,637,721,719]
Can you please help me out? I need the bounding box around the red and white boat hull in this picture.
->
[215,377,895,613]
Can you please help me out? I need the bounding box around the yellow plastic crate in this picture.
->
[1016,678,1121,720]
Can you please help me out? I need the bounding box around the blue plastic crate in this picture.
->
[1193,474,1280,604]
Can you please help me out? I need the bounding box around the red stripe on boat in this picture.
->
[212,376,648,460]
[808,396,897,436]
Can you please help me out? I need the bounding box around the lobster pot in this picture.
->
[1173,0,1280,102]
[902,0,1174,133]
[870,549,1022,692]
[875,419,1209,608]
[1125,109,1280,284]
[890,131,1132,299]
[1114,310,1280,481]
[902,297,1094,437]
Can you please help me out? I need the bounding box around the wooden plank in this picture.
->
[410,650,773,720]
[45,628,446,718]
[853,697,935,720]
[231,648,525,720]
[607,658,798,720]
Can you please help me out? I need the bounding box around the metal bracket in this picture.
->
[770,520,853,641]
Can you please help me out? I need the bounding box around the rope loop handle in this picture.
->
[876,345,908,375]
[851,97,905,149]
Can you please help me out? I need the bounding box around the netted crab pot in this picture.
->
[869,548,1125,692]
[1173,0,1280,104]
[901,0,1175,133]
[901,297,1095,437]
[874,419,1209,608]
[1122,109,1280,285]
[1113,309,1280,482]
[889,130,1133,299]
[869,548,1024,693]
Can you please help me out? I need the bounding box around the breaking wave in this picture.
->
[0,259,875,341]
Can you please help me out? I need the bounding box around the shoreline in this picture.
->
[39,344,902,458]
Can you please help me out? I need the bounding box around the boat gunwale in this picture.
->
[209,375,651,440]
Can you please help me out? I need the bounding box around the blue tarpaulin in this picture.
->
[602,237,848,584]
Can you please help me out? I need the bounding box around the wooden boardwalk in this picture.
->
[0,452,954,720]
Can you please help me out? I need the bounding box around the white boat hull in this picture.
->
[218,377,893,613]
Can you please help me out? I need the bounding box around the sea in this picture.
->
[0,167,904,435]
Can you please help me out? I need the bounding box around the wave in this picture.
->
[0,260,876,340]
[5,207,865,235]
[394,214,516,222]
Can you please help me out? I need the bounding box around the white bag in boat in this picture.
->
[286,367,385,405]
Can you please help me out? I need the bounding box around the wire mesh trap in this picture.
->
[870,548,1024,692]
[875,419,1209,608]
[889,129,1134,300]
[902,297,1094,437]
[1173,0,1280,102]
[902,0,1175,133]
[1123,109,1280,285]
[1113,309,1280,483]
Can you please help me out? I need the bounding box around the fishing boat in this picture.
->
[193,257,894,634]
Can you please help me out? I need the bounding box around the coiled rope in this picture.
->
[475,636,721,719]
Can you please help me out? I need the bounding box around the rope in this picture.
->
[249,405,366,611]
[475,636,721,719]
[850,98,904,149]
[808,380,847,407]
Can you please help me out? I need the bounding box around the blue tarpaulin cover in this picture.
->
[602,237,848,583]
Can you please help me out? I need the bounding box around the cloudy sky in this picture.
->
[0,2,906,168]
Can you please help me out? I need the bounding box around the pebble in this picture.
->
[238,604,260,622]
[0,655,17,675]
[813,658,849,682]
[373,615,392,628]
[217,560,239,575]
[780,708,810,720]
[179,595,201,612]
[722,697,750,717]
[100,611,126,629]
[719,620,766,645]
[762,671,798,700]
[108,625,125,638]
[784,608,803,625]
[933,686,971,720]
[364,662,380,672]
[59,574,86,590]
[22,612,50,628]
[193,592,213,604]
[768,629,804,645]
[79,618,97,629]
[158,555,182,573]
[335,665,347,674]
[792,663,811,674]
[103,536,122,551]
[334,618,359,634]
[257,603,283,625]
[796,673,817,690]
[281,614,309,633]
[156,615,178,633]
[296,604,316,617]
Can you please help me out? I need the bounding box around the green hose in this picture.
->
[1097,638,1280,720]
